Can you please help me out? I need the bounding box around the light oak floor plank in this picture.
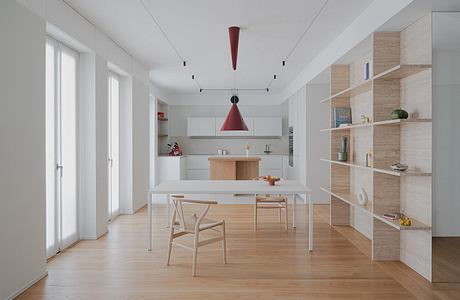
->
[16,204,460,299]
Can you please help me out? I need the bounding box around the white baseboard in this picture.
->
[6,270,48,300]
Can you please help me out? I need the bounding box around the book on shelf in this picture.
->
[333,107,352,128]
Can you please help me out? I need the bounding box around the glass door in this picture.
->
[108,72,120,220]
[46,38,78,258]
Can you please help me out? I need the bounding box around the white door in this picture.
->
[45,38,78,258]
[108,73,120,220]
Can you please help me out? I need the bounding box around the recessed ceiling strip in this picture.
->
[282,0,329,66]
[139,0,187,66]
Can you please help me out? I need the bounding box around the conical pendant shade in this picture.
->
[221,103,248,131]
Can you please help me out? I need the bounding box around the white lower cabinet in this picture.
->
[186,169,209,180]
[185,156,210,180]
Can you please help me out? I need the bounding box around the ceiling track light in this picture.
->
[183,61,187,67]
[282,0,328,66]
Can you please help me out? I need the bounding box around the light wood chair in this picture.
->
[253,177,288,231]
[167,198,226,277]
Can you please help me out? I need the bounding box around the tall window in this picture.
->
[108,72,120,220]
[45,37,78,258]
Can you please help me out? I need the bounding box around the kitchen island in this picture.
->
[209,156,260,180]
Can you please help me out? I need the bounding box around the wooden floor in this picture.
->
[18,204,460,299]
[433,237,460,283]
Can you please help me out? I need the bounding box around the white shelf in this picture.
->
[373,167,431,177]
[373,64,432,80]
[373,118,432,126]
[373,214,431,231]
[321,159,430,177]
[320,119,431,132]
[320,123,372,132]
[320,80,372,103]
[320,64,432,104]
[321,187,372,213]
[320,159,371,171]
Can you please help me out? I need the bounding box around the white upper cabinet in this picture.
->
[215,117,254,136]
[253,117,282,137]
[187,117,216,136]
[187,117,282,137]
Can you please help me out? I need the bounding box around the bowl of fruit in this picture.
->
[262,175,280,186]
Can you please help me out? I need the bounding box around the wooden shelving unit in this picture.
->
[321,18,433,281]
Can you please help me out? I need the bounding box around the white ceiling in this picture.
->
[65,0,372,94]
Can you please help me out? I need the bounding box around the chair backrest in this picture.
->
[253,176,285,197]
[170,199,218,231]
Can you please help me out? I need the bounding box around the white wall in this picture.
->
[132,78,151,212]
[432,12,460,237]
[164,104,288,155]
[306,83,331,204]
[0,1,47,299]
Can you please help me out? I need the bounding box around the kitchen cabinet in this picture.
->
[187,117,216,136]
[187,117,282,137]
[185,155,210,180]
[253,118,282,137]
[215,117,254,136]
[157,156,186,183]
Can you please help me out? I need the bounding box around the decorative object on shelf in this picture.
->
[361,115,371,124]
[157,111,165,119]
[221,95,248,131]
[262,175,280,186]
[390,108,409,120]
[245,144,251,157]
[357,188,368,206]
[364,62,370,80]
[338,136,348,161]
[264,144,272,154]
[399,215,412,227]
[167,142,182,156]
[383,213,398,220]
[365,150,373,167]
[391,163,408,172]
[333,107,352,128]
[338,123,352,128]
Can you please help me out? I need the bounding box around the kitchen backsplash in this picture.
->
[161,136,288,155]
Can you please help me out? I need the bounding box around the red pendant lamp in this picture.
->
[221,26,247,131]
[228,26,240,70]
[221,95,248,131]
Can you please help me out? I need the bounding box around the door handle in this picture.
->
[108,158,113,167]
[56,164,63,178]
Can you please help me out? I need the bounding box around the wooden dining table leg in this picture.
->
[166,193,170,227]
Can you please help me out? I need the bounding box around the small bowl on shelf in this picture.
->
[391,163,408,172]
[262,175,280,186]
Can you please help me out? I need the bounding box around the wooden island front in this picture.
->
[209,156,260,180]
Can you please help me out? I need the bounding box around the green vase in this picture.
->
[390,109,409,119]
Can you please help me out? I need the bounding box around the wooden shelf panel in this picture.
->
[320,123,372,132]
[320,158,371,171]
[321,187,372,213]
[320,64,432,103]
[320,80,372,103]
[321,159,429,177]
[373,64,432,80]
[373,214,431,231]
[373,167,431,177]
[373,119,432,126]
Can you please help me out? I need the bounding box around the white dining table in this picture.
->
[148,180,313,252]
